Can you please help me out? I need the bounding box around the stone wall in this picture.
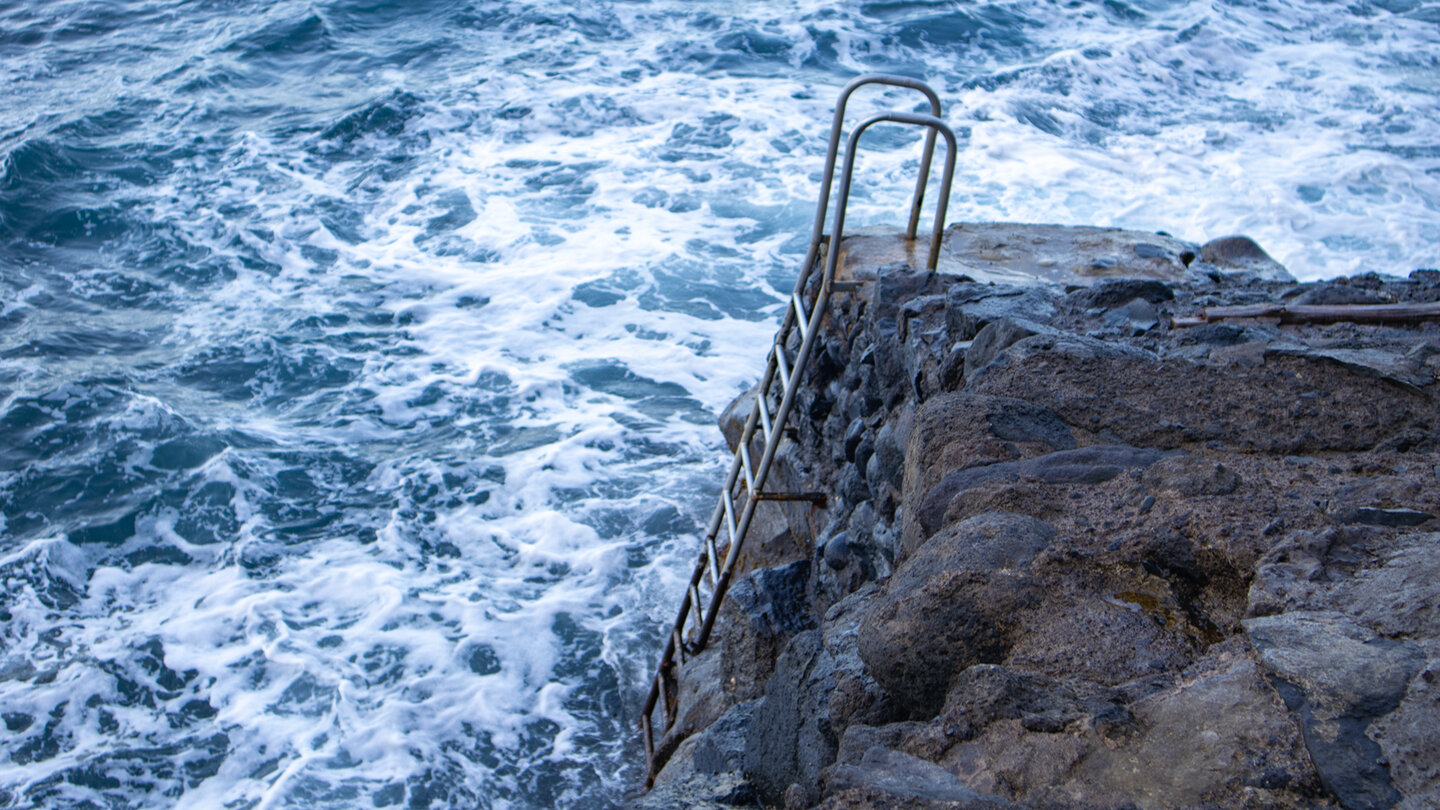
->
[634,224,1440,810]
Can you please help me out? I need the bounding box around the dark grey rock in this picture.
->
[638,700,760,810]
[871,420,904,492]
[823,746,1002,805]
[1175,323,1247,347]
[744,630,839,808]
[718,560,816,705]
[1245,611,1426,810]
[940,664,1092,734]
[1334,507,1435,527]
[1071,278,1174,309]
[951,285,1059,327]
[837,464,869,507]
[1290,283,1387,306]
[852,437,875,476]
[823,532,851,571]
[859,513,1059,716]
[964,318,1055,378]
[691,700,761,775]
[900,392,1078,545]
[1102,297,1159,334]
[1275,345,1437,389]
[843,418,866,462]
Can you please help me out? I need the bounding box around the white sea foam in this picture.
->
[2,0,1438,807]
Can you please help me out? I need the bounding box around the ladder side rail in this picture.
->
[642,101,958,791]
[797,75,942,301]
[693,213,851,649]
[695,113,960,654]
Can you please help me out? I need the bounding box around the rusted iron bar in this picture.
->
[751,491,829,506]
[1175,301,1440,326]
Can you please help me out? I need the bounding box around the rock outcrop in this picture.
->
[634,224,1440,810]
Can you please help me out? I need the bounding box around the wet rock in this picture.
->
[935,223,1199,284]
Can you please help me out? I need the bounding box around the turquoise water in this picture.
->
[2,1,1438,807]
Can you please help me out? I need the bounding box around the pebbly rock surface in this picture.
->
[632,223,1440,810]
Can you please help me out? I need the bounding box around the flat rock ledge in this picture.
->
[632,224,1440,810]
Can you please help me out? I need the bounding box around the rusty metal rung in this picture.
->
[752,491,829,506]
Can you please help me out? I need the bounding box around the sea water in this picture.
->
[1,1,1437,807]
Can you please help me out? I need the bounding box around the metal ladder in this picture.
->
[640,75,959,785]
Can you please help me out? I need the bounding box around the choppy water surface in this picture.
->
[1,0,1437,807]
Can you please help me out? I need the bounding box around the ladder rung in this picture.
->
[672,627,685,662]
[657,669,672,727]
[756,396,774,443]
[721,491,738,543]
[753,491,829,506]
[688,583,704,634]
[705,538,720,588]
[738,442,755,492]
[775,347,791,391]
[791,292,810,336]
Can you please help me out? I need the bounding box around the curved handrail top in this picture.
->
[825,111,958,274]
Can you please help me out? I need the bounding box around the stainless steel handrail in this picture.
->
[797,74,942,285]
